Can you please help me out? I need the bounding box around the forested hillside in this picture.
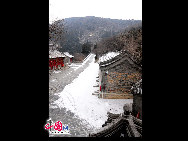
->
[93,24,142,66]
[56,16,141,53]
[49,16,142,64]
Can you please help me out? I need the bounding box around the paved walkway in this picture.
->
[49,54,96,137]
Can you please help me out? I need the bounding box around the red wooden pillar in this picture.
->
[53,59,56,70]
[49,59,51,70]
[59,58,61,68]
[61,58,64,67]
[56,58,58,69]
[50,59,52,70]
[49,59,50,70]
[58,58,61,68]
[49,59,52,70]
[55,58,58,69]
[51,60,53,70]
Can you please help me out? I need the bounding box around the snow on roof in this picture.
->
[63,52,74,58]
[99,51,120,63]
[100,60,117,67]
[49,50,66,58]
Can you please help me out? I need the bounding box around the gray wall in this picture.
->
[132,94,142,120]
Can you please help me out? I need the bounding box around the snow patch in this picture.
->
[99,51,120,63]
[54,56,132,129]
[54,70,61,73]
[51,79,57,82]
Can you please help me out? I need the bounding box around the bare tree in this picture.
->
[93,25,142,66]
[49,20,65,50]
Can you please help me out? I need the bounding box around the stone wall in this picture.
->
[100,70,141,94]
[99,51,142,99]
[106,72,141,93]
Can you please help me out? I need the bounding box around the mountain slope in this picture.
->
[58,16,141,53]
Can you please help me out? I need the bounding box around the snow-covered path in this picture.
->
[53,54,133,132]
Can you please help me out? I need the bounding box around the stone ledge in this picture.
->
[99,93,133,99]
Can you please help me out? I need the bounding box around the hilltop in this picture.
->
[57,16,141,53]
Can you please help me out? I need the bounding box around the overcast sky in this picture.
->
[49,0,142,23]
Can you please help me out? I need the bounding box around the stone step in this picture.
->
[92,93,99,95]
